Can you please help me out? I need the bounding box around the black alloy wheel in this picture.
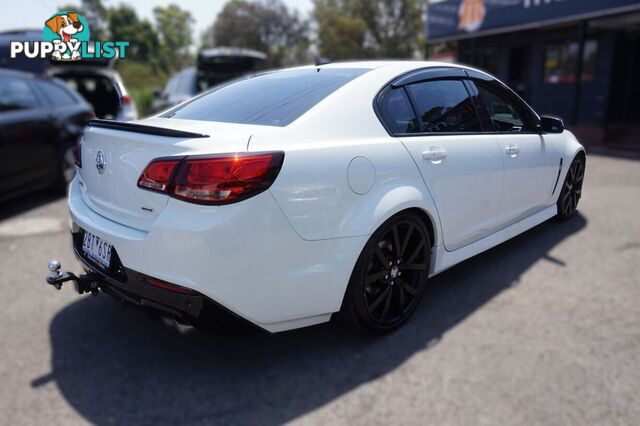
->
[557,156,585,220]
[341,212,431,334]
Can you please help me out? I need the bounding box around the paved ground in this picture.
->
[0,153,639,426]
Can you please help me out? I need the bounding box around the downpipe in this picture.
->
[46,260,101,295]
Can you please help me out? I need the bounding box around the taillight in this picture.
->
[120,95,132,105]
[137,152,284,205]
[137,158,181,192]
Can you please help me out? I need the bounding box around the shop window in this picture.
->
[476,48,499,75]
[544,40,598,84]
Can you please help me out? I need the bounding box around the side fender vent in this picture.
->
[551,157,564,195]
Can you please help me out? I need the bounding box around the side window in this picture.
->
[177,73,197,95]
[406,79,481,133]
[0,76,40,112]
[472,80,533,133]
[164,74,179,97]
[378,87,418,134]
[35,80,77,107]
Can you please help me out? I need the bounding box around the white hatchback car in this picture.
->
[46,61,585,334]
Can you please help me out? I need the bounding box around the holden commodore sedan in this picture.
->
[46,61,585,334]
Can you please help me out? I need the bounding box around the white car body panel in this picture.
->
[497,133,559,228]
[68,61,585,332]
[70,179,368,332]
[400,134,503,251]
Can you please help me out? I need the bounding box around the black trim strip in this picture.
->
[87,119,209,138]
[552,157,564,195]
[391,67,466,87]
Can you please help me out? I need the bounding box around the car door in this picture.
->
[0,74,52,196]
[384,72,504,252]
[467,75,558,227]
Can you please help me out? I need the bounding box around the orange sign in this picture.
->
[458,0,486,32]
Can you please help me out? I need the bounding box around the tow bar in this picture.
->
[46,260,101,295]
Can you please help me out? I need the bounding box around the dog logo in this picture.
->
[11,11,128,62]
[43,11,90,61]
[458,0,486,32]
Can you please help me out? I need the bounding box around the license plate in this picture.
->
[82,230,112,269]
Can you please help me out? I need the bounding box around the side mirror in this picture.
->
[539,115,564,134]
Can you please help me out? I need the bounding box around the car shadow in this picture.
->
[39,214,586,425]
[0,192,64,221]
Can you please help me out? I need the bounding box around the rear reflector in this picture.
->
[146,277,197,294]
[137,152,284,205]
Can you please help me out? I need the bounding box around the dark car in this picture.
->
[0,69,93,202]
[151,47,267,113]
[0,29,44,74]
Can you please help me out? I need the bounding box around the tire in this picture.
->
[340,211,432,334]
[557,155,585,221]
[53,142,77,195]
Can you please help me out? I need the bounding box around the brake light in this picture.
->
[137,152,284,205]
[137,158,180,192]
[120,95,132,105]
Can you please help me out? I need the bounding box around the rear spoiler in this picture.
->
[87,119,209,138]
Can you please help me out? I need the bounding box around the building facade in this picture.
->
[427,0,640,147]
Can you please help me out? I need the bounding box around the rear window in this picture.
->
[56,74,117,100]
[162,68,368,126]
[34,80,77,107]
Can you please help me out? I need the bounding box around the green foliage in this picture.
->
[107,5,160,66]
[81,0,108,40]
[153,4,195,71]
[116,61,167,117]
[202,0,310,67]
[314,0,425,60]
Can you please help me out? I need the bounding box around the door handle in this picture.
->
[422,147,447,164]
[505,144,520,157]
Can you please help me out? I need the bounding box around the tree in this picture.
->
[202,0,310,66]
[59,0,108,40]
[81,0,108,40]
[153,4,195,71]
[108,5,160,65]
[313,0,368,60]
[313,0,425,60]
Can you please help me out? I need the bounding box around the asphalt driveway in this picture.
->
[0,153,638,425]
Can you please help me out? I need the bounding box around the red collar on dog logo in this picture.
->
[63,33,71,42]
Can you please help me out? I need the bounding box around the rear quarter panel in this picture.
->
[248,66,443,248]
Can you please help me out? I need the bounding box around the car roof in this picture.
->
[199,47,267,60]
[0,29,41,44]
[282,60,481,83]
[292,60,467,71]
[0,67,40,79]
[48,65,118,76]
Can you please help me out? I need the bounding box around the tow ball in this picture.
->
[46,260,101,295]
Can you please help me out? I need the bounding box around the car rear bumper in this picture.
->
[71,244,253,329]
[68,176,368,332]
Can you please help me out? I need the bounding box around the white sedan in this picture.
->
[49,61,585,334]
